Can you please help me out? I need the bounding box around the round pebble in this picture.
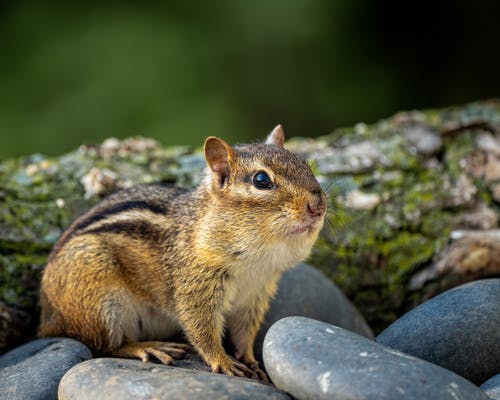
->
[377,279,500,384]
[0,337,92,400]
[480,373,500,400]
[255,263,373,361]
[59,358,290,400]
[263,317,488,400]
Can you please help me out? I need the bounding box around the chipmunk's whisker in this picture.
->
[323,182,336,195]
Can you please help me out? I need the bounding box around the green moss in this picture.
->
[381,135,420,170]
[0,253,46,308]
[420,210,452,238]
[0,199,76,250]
[444,132,475,178]
[380,232,432,274]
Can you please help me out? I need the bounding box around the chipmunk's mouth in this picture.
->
[289,225,311,235]
[288,218,324,235]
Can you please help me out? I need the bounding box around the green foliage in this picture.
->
[0,1,498,158]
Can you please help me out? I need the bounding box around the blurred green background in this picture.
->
[0,0,498,158]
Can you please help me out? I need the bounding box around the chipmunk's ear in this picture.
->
[204,136,236,187]
[265,124,285,147]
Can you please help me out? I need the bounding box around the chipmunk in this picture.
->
[38,125,326,380]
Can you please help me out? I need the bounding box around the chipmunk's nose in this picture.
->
[307,191,326,218]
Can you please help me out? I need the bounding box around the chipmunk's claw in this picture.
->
[211,357,258,380]
[112,341,192,365]
[237,357,270,383]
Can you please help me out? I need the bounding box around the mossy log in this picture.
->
[1,100,499,352]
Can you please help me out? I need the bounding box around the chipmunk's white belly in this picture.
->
[132,300,181,341]
[223,241,301,313]
[226,269,271,311]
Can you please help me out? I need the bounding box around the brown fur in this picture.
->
[38,126,326,380]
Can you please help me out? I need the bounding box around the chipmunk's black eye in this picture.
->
[252,171,274,190]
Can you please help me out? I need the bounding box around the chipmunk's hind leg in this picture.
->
[111,341,192,364]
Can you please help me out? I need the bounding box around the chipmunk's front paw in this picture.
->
[249,363,269,383]
[239,357,269,383]
[112,341,192,365]
[211,357,258,380]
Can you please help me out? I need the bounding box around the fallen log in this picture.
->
[1,100,499,351]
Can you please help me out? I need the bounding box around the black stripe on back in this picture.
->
[49,200,167,261]
[73,200,167,233]
[81,220,165,243]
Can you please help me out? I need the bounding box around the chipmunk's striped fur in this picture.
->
[39,126,326,380]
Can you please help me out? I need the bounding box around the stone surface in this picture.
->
[0,337,92,400]
[263,317,488,400]
[58,358,290,400]
[481,373,500,399]
[254,263,373,362]
[377,279,500,384]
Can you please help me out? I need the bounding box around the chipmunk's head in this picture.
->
[202,125,326,265]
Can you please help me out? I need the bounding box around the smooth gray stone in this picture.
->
[164,351,212,372]
[480,373,500,399]
[255,263,373,362]
[377,279,500,384]
[263,317,488,400]
[0,337,92,400]
[58,358,290,400]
